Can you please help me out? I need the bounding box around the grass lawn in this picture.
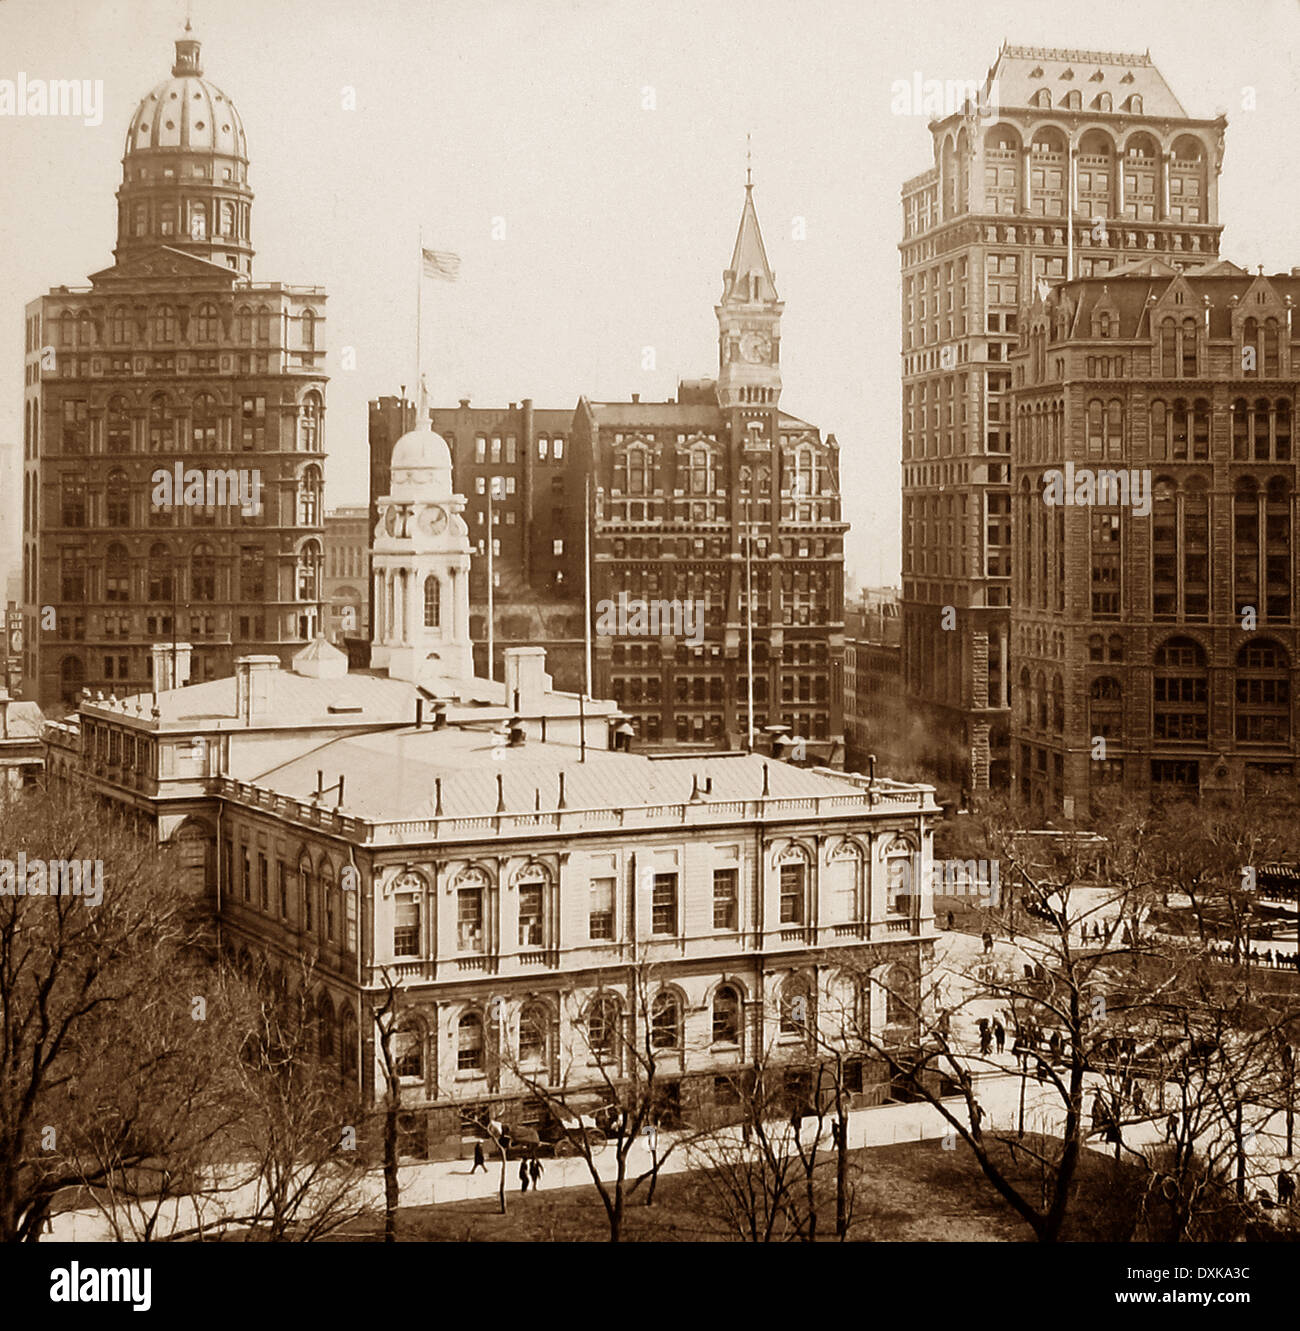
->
[336,1134,1161,1242]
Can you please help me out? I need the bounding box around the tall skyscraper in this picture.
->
[899,44,1225,792]
[21,30,327,706]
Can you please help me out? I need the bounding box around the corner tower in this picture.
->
[716,181,783,407]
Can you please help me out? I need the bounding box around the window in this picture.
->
[394,894,420,956]
[322,864,337,942]
[587,995,619,1060]
[241,395,266,451]
[650,992,680,1050]
[1236,639,1290,742]
[1153,637,1208,741]
[519,1003,548,1067]
[300,856,314,931]
[194,303,218,342]
[394,1021,423,1078]
[589,877,615,939]
[60,477,86,527]
[191,543,216,600]
[105,543,129,602]
[106,396,130,453]
[153,304,176,343]
[779,862,805,924]
[297,465,322,526]
[192,392,220,452]
[651,873,677,935]
[712,867,738,930]
[712,986,740,1044]
[240,545,265,599]
[424,575,440,627]
[457,1012,484,1071]
[146,543,172,602]
[457,884,484,951]
[518,880,544,948]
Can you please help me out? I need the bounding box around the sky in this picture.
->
[2,0,1298,598]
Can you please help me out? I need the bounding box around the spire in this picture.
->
[723,182,778,305]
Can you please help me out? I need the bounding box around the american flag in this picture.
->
[421,247,461,281]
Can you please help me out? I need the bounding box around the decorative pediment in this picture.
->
[89,246,240,288]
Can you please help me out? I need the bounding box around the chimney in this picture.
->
[508,715,527,747]
[432,699,448,729]
[415,697,425,728]
[613,720,634,752]
[234,655,279,723]
[459,398,471,409]
[502,647,551,711]
[631,393,640,403]
[151,641,193,695]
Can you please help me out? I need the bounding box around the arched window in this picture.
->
[394,1017,423,1078]
[106,472,130,529]
[339,1005,358,1077]
[317,994,336,1061]
[321,861,337,942]
[712,985,741,1045]
[1232,397,1250,460]
[1063,90,1081,111]
[650,991,680,1050]
[299,390,322,451]
[1236,639,1290,742]
[110,305,129,346]
[297,541,321,601]
[148,393,174,452]
[780,976,813,1036]
[193,303,219,343]
[153,304,176,344]
[59,312,74,347]
[1153,637,1208,741]
[256,304,272,343]
[1051,672,1065,732]
[147,543,172,602]
[191,392,220,451]
[236,305,252,342]
[301,308,317,350]
[1264,318,1280,376]
[1127,94,1142,114]
[519,1002,550,1069]
[297,465,322,526]
[105,542,130,601]
[1181,317,1197,377]
[587,995,620,1060]
[424,575,440,628]
[106,395,131,453]
[1160,319,1177,377]
[191,543,216,601]
[457,1011,484,1071]
[616,445,650,495]
[1035,669,1048,730]
[299,854,315,932]
[1033,88,1051,108]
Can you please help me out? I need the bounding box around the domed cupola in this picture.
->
[114,26,255,277]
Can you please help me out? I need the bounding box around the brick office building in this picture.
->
[575,184,847,756]
[900,43,1225,793]
[1009,260,1300,812]
[22,31,328,706]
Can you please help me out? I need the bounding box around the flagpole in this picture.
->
[416,227,423,415]
[583,473,593,698]
[487,479,495,685]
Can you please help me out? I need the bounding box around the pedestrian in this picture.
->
[947,909,955,930]
[791,1106,803,1137]
[993,1018,1005,1053]
[1166,1113,1177,1141]
[973,1100,985,1129]
[519,1159,530,1192]
[979,1026,992,1056]
[1279,1170,1296,1205]
[741,1115,752,1146]
[982,931,993,955]
[1049,1030,1062,1064]
[529,1154,543,1188]
[471,1141,487,1174]
[1133,1083,1146,1114]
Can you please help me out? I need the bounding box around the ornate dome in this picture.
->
[123,37,247,162]
[390,422,454,495]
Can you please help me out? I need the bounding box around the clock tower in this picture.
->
[716,180,783,408]
[371,416,474,684]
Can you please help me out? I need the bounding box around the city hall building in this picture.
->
[47,411,938,1158]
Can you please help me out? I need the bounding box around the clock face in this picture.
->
[8,629,22,654]
[383,506,402,537]
[418,505,448,537]
[740,332,770,363]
